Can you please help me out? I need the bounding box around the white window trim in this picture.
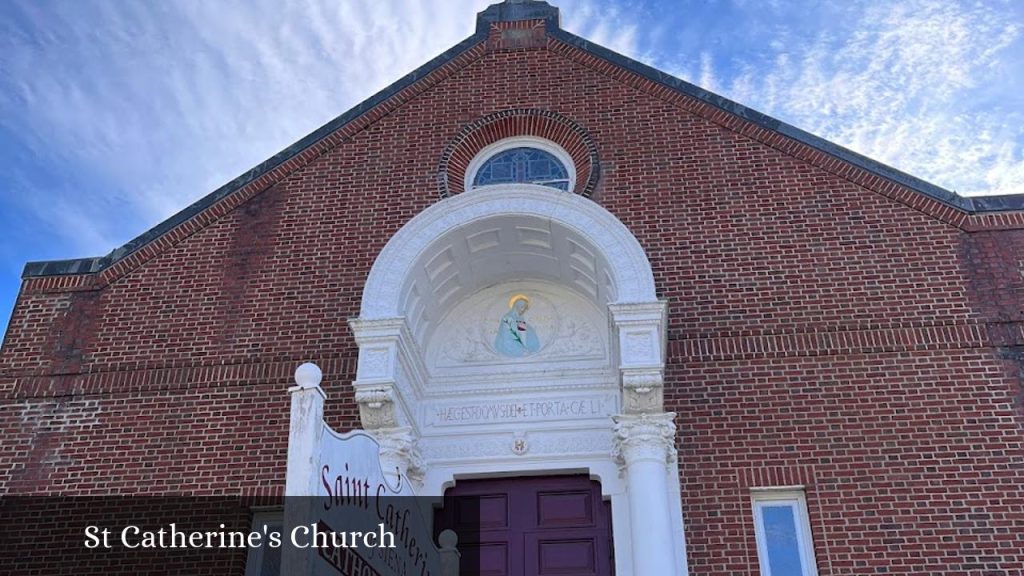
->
[464,136,577,192]
[751,489,819,576]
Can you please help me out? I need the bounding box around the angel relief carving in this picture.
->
[433,289,606,367]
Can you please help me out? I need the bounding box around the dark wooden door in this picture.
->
[435,475,614,576]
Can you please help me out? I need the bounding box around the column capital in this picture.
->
[612,412,677,467]
[373,426,424,487]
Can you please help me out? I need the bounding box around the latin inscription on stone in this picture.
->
[430,397,612,426]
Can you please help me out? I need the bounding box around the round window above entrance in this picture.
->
[465,137,576,192]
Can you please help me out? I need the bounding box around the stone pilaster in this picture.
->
[349,317,423,431]
[609,301,667,415]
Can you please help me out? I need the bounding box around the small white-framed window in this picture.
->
[244,508,282,576]
[464,136,576,192]
[751,489,819,576]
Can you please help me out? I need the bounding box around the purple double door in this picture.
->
[434,475,614,576]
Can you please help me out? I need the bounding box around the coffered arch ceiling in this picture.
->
[402,213,615,347]
[359,184,657,350]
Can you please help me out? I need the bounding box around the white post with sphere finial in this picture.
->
[281,362,327,575]
[285,362,326,495]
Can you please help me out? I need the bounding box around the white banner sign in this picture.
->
[312,429,442,576]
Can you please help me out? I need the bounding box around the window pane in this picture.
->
[762,505,804,576]
[473,147,568,190]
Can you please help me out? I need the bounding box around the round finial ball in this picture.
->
[294,362,323,388]
[437,529,458,549]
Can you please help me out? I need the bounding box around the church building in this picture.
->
[2,1,1023,575]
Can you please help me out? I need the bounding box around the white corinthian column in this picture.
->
[613,412,679,575]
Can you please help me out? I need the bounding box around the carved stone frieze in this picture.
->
[421,429,612,462]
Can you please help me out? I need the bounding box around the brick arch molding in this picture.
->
[437,108,601,198]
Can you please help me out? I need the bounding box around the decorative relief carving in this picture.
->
[433,288,605,368]
[374,427,424,485]
[421,435,507,461]
[621,370,662,390]
[354,385,397,429]
[512,432,529,456]
[422,429,611,461]
[621,370,664,414]
[612,412,677,469]
[359,347,391,379]
[622,389,664,413]
[623,331,656,364]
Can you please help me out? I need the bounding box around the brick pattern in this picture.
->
[2,25,1023,576]
[673,350,1024,575]
[1,372,360,494]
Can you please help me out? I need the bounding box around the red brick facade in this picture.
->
[2,6,1023,576]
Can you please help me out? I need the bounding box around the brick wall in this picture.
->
[2,21,1022,575]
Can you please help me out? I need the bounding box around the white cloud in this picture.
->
[720,0,1024,196]
[0,0,642,257]
[561,0,639,56]
[4,0,1021,271]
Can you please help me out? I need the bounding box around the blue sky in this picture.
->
[1,0,1023,338]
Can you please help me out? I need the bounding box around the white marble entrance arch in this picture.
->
[350,184,689,575]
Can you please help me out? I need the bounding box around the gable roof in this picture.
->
[22,0,1024,279]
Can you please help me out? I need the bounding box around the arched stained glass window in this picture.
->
[472,147,570,191]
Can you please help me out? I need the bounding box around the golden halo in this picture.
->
[508,294,530,311]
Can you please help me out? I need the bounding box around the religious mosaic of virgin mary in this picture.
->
[494,294,541,357]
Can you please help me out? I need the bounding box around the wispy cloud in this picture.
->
[561,0,640,56]
[0,0,641,258]
[1,0,1021,271]
[718,0,1024,196]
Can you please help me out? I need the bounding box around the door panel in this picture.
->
[453,493,510,531]
[435,475,613,576]
[536,490,594,528]
[525,529,607,576]
[464,541,511,576]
